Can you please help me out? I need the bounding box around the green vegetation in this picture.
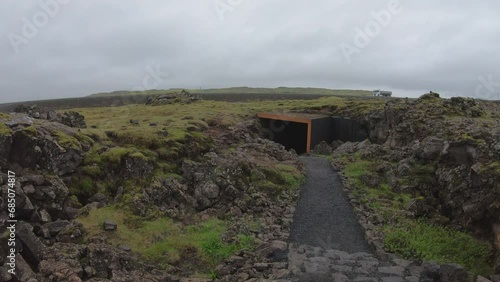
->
[22,125,38,136]
[253,164,304,195]
[339,153,494,275]
[384,219,492,276]
[88,87,372,98]
[455,133,486,145]
[479,161,500,180]
[343,157,412,216]
[52,130,82,150]
[77,207,254,273]
[0,123,12,135]
[80,165,103,177]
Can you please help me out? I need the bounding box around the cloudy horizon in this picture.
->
[1,0,500,103]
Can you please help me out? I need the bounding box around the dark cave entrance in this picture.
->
[258,113,369,155]
[259,118,309,154]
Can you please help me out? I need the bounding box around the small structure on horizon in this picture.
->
[373,89,392,97]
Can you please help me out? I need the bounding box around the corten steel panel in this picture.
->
[257,113,368,154]
[310,117,335,149]
[257,113,312,154]
[331,118,368,142]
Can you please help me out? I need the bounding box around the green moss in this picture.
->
[456,133,484,145]
[52,130,82,150]
[0,123,12,135]
[22,125,38,136]
[70,177,98,202]
[81,165,103,177]
[480,162,500,178]
[69,195,83,208]
[384,219,493,276]
[103,147,131,163]
[129,152,148,160]
[81,129,109,142]
[254,164,304,196]
[75,132,95,147]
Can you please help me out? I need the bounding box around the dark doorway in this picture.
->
[331,118,369,142]
[259,118,308,154]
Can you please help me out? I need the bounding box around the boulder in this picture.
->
[15,253,37,282]
[419,262,470,282]
[103,220,117,231]
[17,222,45,266]
[256,240,288,259]
[0,133,12,169]
[9,130,42,168]
[55,222,85,243]
[194,181,220,210]
[312,141,333,155]
[146,90,200,105]
[86,243,132,278]
[122,155,154,179]
[61,111,87,128]
[39,259,83,282]
[8,127,83,175]
[419,137,445,160]
[41,220,72,237]
[439,263,469,282]
[5,113,33,127]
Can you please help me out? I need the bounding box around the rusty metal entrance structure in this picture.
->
[257,112,368,154]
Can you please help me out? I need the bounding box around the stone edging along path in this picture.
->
[285,156,421,281]
[283,156,477,282]
[215,156,490,282]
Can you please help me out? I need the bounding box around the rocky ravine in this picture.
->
[0,112,307,281]
[306,94,500,280]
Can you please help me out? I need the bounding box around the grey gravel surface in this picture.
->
[290,156,371,253]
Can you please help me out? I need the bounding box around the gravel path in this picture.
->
[290,156,370,253]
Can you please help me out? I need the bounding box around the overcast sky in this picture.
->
[1,0,500,103]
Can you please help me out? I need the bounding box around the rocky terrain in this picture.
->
[306,93,500,280]
[0,93,499,281]
[0,108,305,281]
[287,243,484,282]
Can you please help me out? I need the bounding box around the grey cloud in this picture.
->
[1,0,500,103]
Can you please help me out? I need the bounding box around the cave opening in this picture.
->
[259,118,309,154]
[257,113,369,155]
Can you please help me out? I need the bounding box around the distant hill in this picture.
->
[88,87,373,97]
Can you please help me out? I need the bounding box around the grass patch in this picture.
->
[77,207,254,273]
[384,219,493,276]
[254,164,304,195]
